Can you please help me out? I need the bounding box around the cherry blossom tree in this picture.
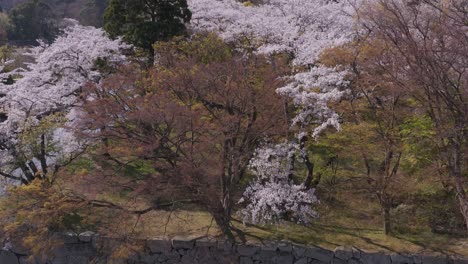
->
[188,0,360,224]
[189,0,357,65]
[1,0,361,227]
[0,19,128,184]
[239,142,319,224]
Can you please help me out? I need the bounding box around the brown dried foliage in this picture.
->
[78,34,289,239]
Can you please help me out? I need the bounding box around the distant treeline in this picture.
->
[0,0,109,45]
[0,0,108,26]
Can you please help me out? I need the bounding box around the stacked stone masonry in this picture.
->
[1,232,467,264]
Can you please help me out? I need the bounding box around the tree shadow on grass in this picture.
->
[309,223,460,255]
[234,220,461,256]
[391,233,462,256]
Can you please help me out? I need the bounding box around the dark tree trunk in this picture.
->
[214,191,235,241]
[300,135,320,189]
[215,141,236,241]
[383,206,391,235]
[449,135,468,232]
[39,134,48,176]
[456,192,468,232]
[453,146,468,231]
[19,163,34,184]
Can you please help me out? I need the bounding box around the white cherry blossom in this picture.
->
[0,19,128,183]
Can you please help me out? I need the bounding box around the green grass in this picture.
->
[236,221,468,256]
[59,170,468,256]
[103,205,467,256]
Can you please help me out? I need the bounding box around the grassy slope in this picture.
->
[110,208,467,256]
[94,191,468,257]
[60,169,468,257]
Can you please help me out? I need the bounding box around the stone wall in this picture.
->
[1,232,467,264]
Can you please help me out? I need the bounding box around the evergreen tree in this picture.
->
[79,0,110,27]
[104,0,191,61]
[7,0,58,44]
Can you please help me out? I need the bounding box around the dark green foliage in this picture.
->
[78,0,109,26]
[92,56,115,75]
[4,0,109,27]
[122,160,157,180]
[7,0,58,43]
[0,112,7,122]
[415,190,466,235]
[399,115,437,172]
[61,212,84,230]
[3,75,14,85]
[104,0,191,58]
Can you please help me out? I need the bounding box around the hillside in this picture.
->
[0,0,467,262]
[0,0,108,26]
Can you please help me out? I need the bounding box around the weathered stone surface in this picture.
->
[162,250,181,262]
[6,232,468,264]
[67,256,89,264]
[158,253,169,262]
[334,246,353,260]
[8,241,29,256]
[261,241,278,252]
[0,250,19,264]
[166,258,182,264]
[195,237,217,248]
[180,254,193,264]
[309,260,328,264]
[278,242,293,253]
[50,243,93,261]
[218,240,235,253]
[177,248,187,256]
[294,257,308,264]
[240,256,254,264]
[304,246,333,262]
[390,253,414,264]
[274,254,294,264]
[91,236,121,253]
[331,257,348,264]
[198,257,219,264]
[63,243,95,256]
[237,245,260,256]
[147,238,170,253]
[350,247,361,259]
[256,249,277,262]
[50,257,67,264]
[421,255,448,264]
[453,257,468,264]
[60,231,78,244]
[412,254,423,264]
[90,256,107,264]
[361,252,391,264]
[91,234,100,249]
[292,245,306,258]
[194,247,213,259]
[18,256,33,264]
[78,231,95,243]
[172,236,195,249]
[139,254,160,263]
